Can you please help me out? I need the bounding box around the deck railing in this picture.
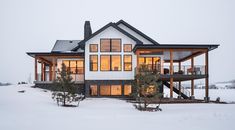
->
[163,65,206,75]
[135,65,206,76]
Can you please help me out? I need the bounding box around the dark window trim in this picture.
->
[123,44,132,52]
[100,38,122,52]
[123,55,132,71]
[100,55,122,71]
[89,44,98,52]
[90,55,98,71]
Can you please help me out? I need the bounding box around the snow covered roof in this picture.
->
[51,40,83,52]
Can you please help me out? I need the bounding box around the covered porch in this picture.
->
[133,44,219,101]
[27,52,85,84]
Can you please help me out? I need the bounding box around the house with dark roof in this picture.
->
[27,20,219,101]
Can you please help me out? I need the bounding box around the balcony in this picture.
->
[135,65,207,81]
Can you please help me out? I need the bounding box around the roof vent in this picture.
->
[84,21,92,39]
[69,40,73,43]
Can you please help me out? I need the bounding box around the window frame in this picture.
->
[89,55,98,71]
[100,38,121,52]
[62,60,84,74]
[89,44,98,52]
[100,55,122,71]
[123,55,132,71]
[123,44,132,52]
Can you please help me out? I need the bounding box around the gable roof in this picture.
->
[52,40,83,52]
[116,20,159,45]
[71,22,143,51]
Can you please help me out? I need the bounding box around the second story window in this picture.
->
[124,55,132,71]
[100,55,121,71]
[90,44,98,52]
[90,55,98,71]
[123,44,132,52]
[100,39,121,52]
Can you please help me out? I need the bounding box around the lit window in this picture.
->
[100,39,121,52]
[100,39,111,52]
[111,55,121,71]
[90,44,98,52]
[124,44,132,52]
[124,85,132,95]
[100,55,110,71]
[100,55,121,71]
[90,55,98,71]
[124,55,132,71]
[100,85,111,96]
[111,85,122,95]
[90,85,98,96]
[111,39,121,52]
[62,60,84,74]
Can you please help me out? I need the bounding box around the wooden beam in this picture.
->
[52,58,56,81]
[35,57,38,81]
[205,51,209,98]
[180,51,204,62]
[170,49,173,98]
[41,62,44,81]
[43,64,46,81]
[38,57,52,65]
[49,65,52,81]
[191,57,194,97]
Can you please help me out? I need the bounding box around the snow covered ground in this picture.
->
[164,86,235,102]
[1,85,235,130]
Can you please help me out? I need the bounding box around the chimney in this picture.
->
[84,21,92,39]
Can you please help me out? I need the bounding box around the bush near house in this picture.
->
[52,63,84,107]
[132,64,162,111]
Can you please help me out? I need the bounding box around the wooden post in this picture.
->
[191,57,194,99]
[43,64,46,81]
[49,65,52,81]
[178,61,181,98]
[205,51,209,101]
[41,61,44,81]
[52,58,56,81]
[35,57,38,81]
[170,50,173,98]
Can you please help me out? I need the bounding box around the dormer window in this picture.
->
[100,39,121,52]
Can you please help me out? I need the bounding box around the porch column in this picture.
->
[49,65,52,81]
[191,57,195,99]
[35,57,38,81]
[178,61,181,98]
[52,58,56,81]
[43,64,46,81]
[205,51,209,102]
[170,49,173,98]
[41,61,44,81]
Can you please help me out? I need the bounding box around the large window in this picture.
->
[100,85,111,96]
[124,85,132,96]
[100,55,121,71]
[124,55,132,71]
[111,85,122,95]
[138,57,161,71]
[100,39,121,52]
[90,55,98,71]
[90,85,98,96]
[123,44,132,52]
[62,60,84,74]
[100,55,110,71]
[90,44,98,52]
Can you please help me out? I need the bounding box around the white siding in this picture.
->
[85,26,137,80]
[117,23,154,44]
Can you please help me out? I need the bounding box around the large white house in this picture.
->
[27,20,219,101]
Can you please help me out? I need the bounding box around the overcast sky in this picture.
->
[0,0,234,84]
